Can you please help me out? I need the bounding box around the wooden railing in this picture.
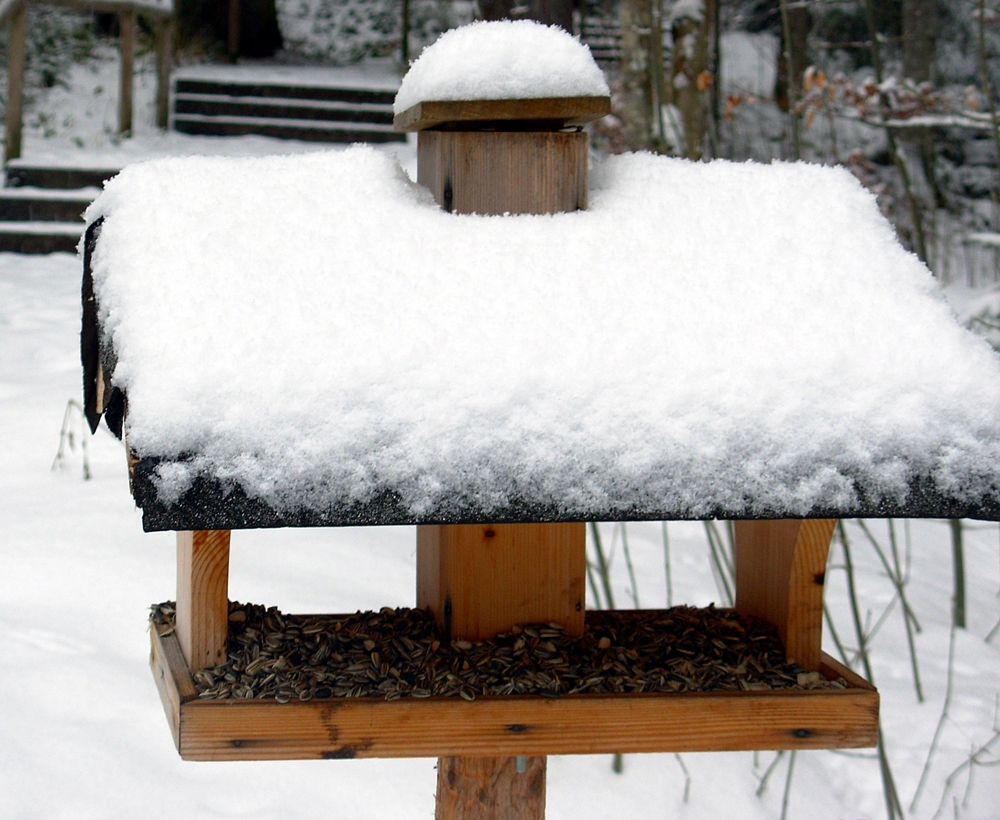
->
[1,0,173,163]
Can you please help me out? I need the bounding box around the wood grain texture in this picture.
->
[394,97,611,132]
[436,756,546,820]
[4,2,26,163]
[734,519,836,671]
[417,131,588,215]
[176,530,231,672]
[417,523,586,641]
[150,622,199,750]
[118,8,136,135]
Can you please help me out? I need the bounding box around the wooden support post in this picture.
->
[4,2,27,164]
[176,530,231,672]
[734,519,836,672]
[118,8,136,136]
[417,131,588,216]
[435,756,546,820]
[418,523,583,820]
[417,523,586,642]
[155,17,173,130]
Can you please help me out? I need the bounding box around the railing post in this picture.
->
[4,1,28,164]
[155,16,173,130]
[118,7,136,135]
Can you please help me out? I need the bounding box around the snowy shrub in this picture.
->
[276,0,467,64]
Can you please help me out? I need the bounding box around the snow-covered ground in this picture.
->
[2,39,1000,820]
[2,249,1000,818]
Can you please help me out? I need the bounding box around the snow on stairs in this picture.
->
[0,164,115,254]
[172,76,405,144]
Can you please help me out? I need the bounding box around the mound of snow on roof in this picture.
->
[393,21,610,114]
[85,147,1000,519]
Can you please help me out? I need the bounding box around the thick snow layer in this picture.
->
[393,21,610,113]
[85,147,1000,519]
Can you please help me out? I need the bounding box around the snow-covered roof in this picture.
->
[83,147,1000,530]
[393,21,610,115]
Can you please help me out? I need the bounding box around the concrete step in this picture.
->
[5,164,118,190]
[173,94,395,126]
[174,78,397,106]
[0,221,83,254]
[0,186,99,222]
[172,114,406,143]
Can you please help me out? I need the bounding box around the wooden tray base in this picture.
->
[151,620,878,762]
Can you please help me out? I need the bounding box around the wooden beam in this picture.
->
[4,1,27,164]
[436,756,546,820]
[394,96,611,132]
[417,522,584,820]
[417,131,588,216]
[118,8,136,135]
[154,17,173,130]
[734,519,836,671]
[417,523,586,642]
[176,530,231,672]
[151,623,878,761]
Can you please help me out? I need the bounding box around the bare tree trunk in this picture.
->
[902,0,942,207]
[621,0,653,151]
[774,3,809,112]
[670,0,714,160]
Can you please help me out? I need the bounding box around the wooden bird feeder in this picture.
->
[80,22,1000,820]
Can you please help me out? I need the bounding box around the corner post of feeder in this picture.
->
[176,530,231,672]
[734,519,837,671]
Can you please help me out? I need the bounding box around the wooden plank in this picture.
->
[820,651,876,692]
[155,17,173,130]
[394,97,611,132]
[172,681,878,761]
[436,756,545,820]
[118,8,136,135]
[176,530,231,672]
[417,523,586,642]
[4,2,27,164]
[734,519,836,671]
[417,131,588,216]
[150,620,198,750]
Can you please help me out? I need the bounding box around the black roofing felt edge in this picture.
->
[130,458,1000,532]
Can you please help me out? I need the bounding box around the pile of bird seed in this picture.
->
[150,602,848,702]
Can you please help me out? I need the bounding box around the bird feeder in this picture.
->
[81,20,1000,820]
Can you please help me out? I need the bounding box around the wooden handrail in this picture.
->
[3,0,174,164]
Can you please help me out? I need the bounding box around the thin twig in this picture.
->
[674,753,691,802]
[755,751,786,797]
[780,750,796,820]
[662,522,673,608]
[930,730,1000,820]
[590,522,616,611]
[703,520,734,605]
[911,624,958,811]
[620,523,641,608]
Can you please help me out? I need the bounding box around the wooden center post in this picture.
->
[399,95,609,820]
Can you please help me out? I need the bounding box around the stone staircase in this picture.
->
[0,165,115,254]
[171,67,405,144]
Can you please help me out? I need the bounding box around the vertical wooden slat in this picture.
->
[176,530,231,672]
[155,17,173,130]
[436,756,546,820]
[118,8,136,135]
[734,519,836,671]
[4,2,27,164]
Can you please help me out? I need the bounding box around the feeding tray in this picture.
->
[392,97,612,132]
[150,605,877,761]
